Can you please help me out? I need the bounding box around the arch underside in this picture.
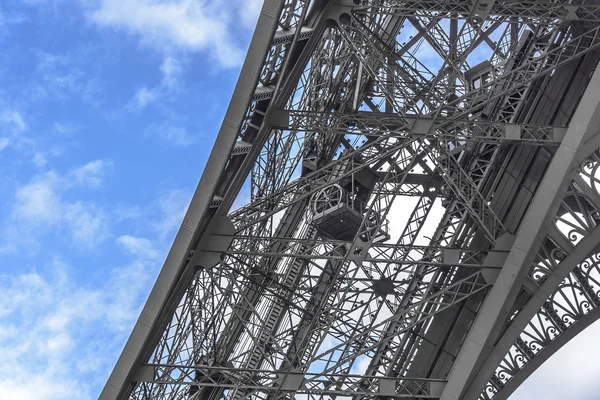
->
[102,1,600,399]
[481,147,600,400]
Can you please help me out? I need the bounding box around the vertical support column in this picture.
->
[440,63,600,400]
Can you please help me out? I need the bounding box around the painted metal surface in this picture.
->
[102,1,600,399]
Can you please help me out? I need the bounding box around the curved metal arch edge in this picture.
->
[441,62,600,400]
[493,304,600,400]
[464,223,600,399]
[460,96,600,400]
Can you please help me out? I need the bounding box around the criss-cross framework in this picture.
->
[101,1,600,400]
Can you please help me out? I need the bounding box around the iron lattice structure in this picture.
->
[102,1,600,399]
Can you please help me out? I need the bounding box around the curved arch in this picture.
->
[492,304,600,400]
[464,149,600,399]
[468,224,600,399]
[442,62,600,400]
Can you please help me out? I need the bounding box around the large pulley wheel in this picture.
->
[312,185,343,214]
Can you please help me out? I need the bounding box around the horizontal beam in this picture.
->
[221,250,503,268]
[135,363,445,397]
[354,0,600,23]
[273,110,564,145]
[212,235,507,268]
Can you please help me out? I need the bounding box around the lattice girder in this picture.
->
[100,1,600,400]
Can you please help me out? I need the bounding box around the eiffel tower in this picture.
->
[101,1,600,399]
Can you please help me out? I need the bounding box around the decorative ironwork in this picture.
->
[101,1,600,400]
[483,150,600,399]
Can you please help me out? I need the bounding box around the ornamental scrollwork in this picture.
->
[484,251,600,398]
[530,237,566,283]
[554,188,600,245]
[549,275,592,325]
[483,152,600,399]
[578,252,600,299]
[519,309,561,353]
[579,151,600,196]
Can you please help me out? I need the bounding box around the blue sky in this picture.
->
[0,0,261,398]
[0,1,600,399]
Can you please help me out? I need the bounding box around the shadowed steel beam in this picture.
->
[135,365,446,397]
[440,63,600,400]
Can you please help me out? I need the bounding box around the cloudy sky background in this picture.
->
[0,1,599,399]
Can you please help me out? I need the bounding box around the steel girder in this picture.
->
[441,64,600,400]
[456,131,600,400]
[353,1,600,23]
[101,1,600,400]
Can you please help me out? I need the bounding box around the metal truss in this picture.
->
[276,110,565,145]
[138,365,445,398]
[355,1,600,23]
[101,1,600,400]
[217,236,506,268]
[476,148,600,400]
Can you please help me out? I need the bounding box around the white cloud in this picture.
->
[14,171,62,225]
[0,107,42,156]
[89,0,245,68]
[129,56,182,110]
[352,355,371,375]
[160,56,181,90]
[36,50,70,72]
[34,50,104,104]
[64,202,110,245]
[7,160,113,250]
[31,147,67,168]
[0,109,27,151]
[153,188,191,239]
[112,188,191,240]
[0,254,160,399]
[33,151,47,167]
[238,0,263,30]
[117,235,160,260]
[132,85,159,109]
[70,159,113,188]
[1,110,27,132]
[37,51,83,91]
[146,122,197,146]
[0,264,89,399]
[53,122,80,136]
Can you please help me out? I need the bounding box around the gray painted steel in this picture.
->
[102,1,600,399]
[441,64,600,400]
